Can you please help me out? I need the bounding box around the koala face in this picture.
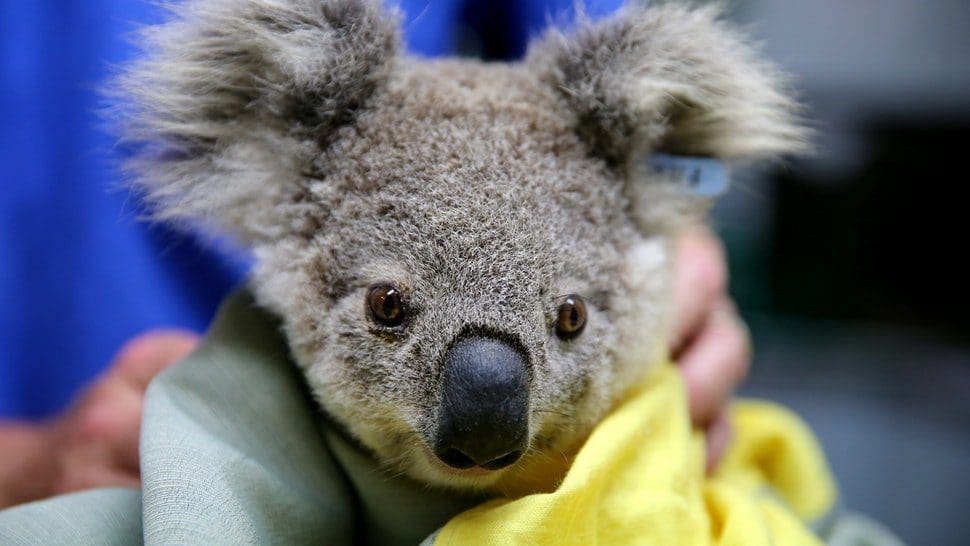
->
[249,61,670,487]
[118,1,805,490]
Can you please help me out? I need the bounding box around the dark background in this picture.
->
[1,1,967,543]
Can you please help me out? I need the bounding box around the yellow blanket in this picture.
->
[436,364,836,545]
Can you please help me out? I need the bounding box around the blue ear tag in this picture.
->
[646,153,729,197]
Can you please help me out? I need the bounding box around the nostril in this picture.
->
[481,450,522,471]
[436,447,523,471]
[437,447,477,469]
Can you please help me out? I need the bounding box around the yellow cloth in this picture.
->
[435,363,837,546]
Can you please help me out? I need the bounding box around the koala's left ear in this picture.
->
[113,0,399,245]
[527,3,809,164]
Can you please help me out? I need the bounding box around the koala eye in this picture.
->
[555,294,587,339]
[367,284,406,327]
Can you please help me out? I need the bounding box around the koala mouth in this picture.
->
[430,334,530,473]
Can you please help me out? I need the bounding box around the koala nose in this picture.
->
[434,335,529,471]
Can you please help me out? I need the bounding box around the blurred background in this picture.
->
[1,0,967,543]
[723,3,970,545]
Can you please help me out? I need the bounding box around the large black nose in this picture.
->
[434,335,529,471]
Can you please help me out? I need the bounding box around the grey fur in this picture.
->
[115,1,805,491]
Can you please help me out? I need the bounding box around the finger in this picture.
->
[670,228,727,354]
[111,330,200,390]
[52,457,142,496]
[69,377,145,473]
[705,412,732,474]
[678,301,751,426]
[102,384,144,474]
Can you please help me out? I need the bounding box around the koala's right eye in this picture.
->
[367,284,406,327]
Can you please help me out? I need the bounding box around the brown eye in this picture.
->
[555,294,587,339]
[367,284,406,327]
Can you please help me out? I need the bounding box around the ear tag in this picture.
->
[646,153,729,197]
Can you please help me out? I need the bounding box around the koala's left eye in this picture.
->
[555,294,587,339]
[367,284,406,327]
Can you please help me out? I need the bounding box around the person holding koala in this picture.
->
[0,1,900,544]
[0,228,744,509]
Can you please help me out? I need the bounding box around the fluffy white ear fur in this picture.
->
[113,0,399,244]
[528,3,809,164]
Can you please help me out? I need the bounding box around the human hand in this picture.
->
[671,228,751,472]
[0,330,198,509]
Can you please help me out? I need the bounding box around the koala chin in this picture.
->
[116,0,807,491]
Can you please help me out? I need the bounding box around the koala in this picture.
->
[117,0,805,492]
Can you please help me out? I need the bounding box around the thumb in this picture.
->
[111,330,200,390]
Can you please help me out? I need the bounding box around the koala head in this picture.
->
[117,0,805,490]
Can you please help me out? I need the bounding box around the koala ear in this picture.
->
[527,3,809,164]
[114,0,399,244]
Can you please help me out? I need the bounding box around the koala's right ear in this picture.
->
[114,0,399,244]
[526,3,810,235]
[526,3,809,164]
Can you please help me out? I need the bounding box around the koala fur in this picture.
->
[116,0,806,491]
